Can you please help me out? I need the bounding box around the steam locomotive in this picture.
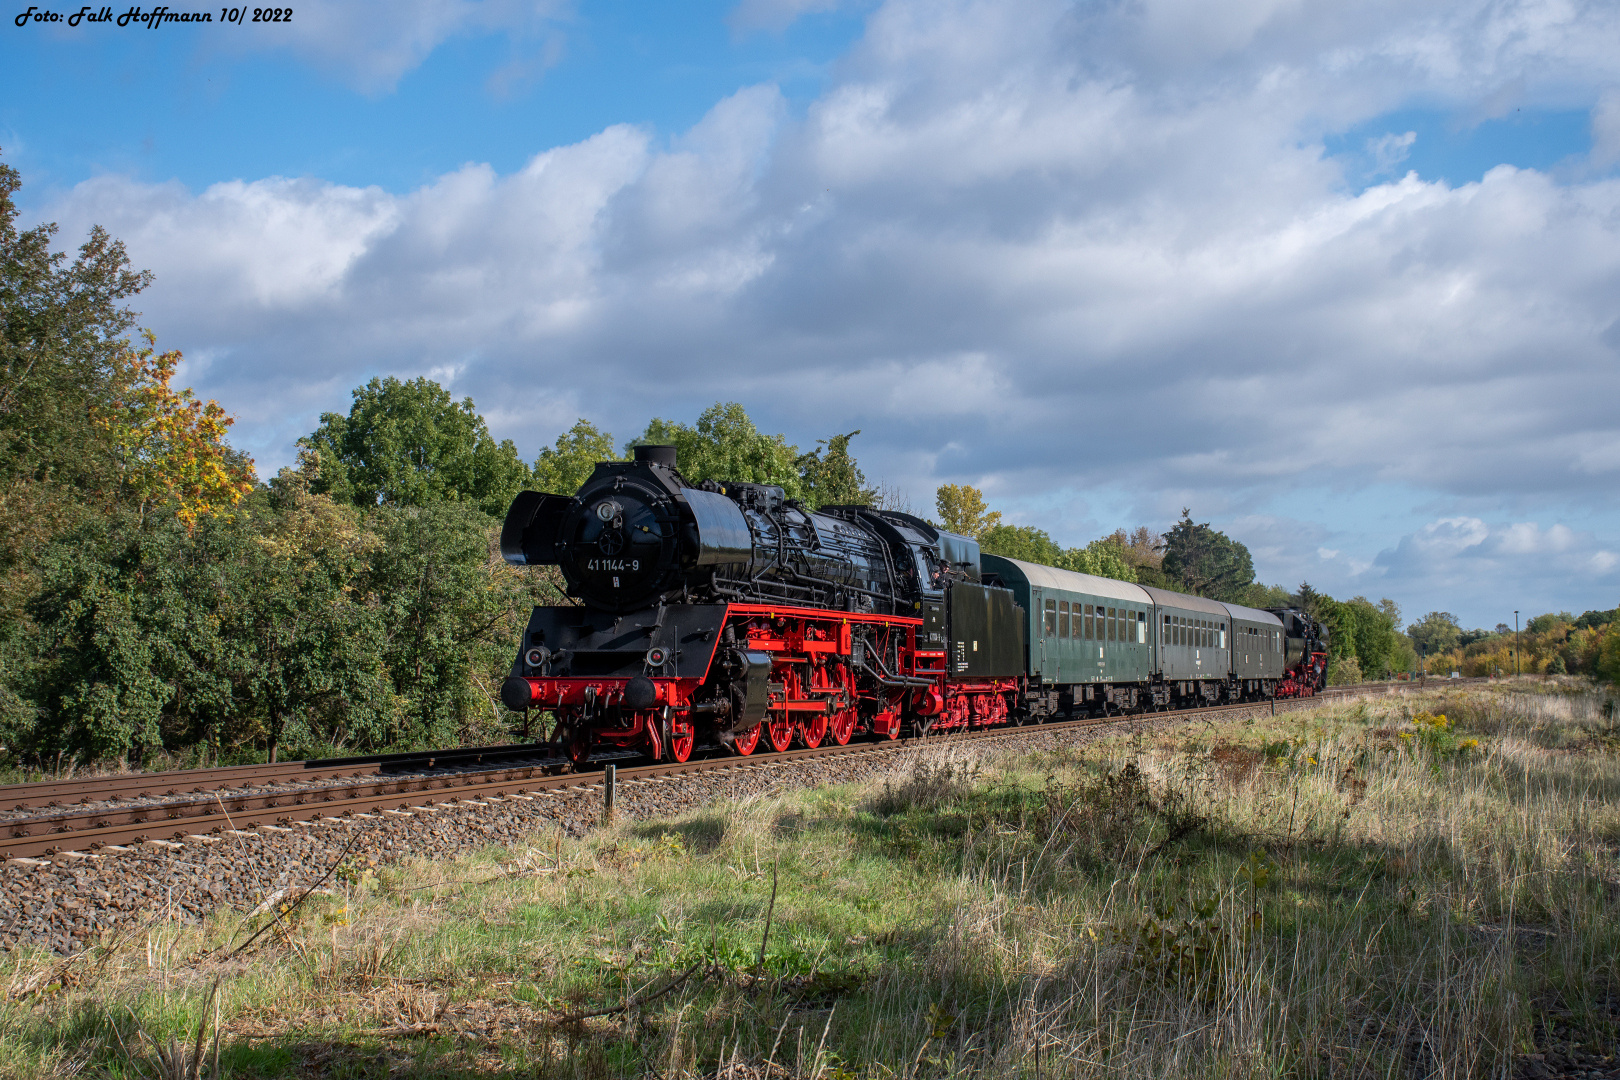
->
[499,446,1329,764]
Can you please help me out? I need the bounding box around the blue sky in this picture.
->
[5,0,1619,630]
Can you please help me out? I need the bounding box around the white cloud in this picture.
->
[1367,130,1417,175]
[1593,89,1620,168]
[1373,517,1619,623]
[28,0,1620,621]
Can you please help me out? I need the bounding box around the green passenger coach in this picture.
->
[980,554,1291,718]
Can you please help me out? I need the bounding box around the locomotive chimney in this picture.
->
[634,444,678,469]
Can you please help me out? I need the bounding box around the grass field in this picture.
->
[3,681,1617,1078]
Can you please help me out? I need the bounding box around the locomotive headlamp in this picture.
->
[525,646,549,669]
[595,500,619,522]
[646,646,670,667]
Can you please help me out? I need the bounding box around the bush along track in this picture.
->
[3,682,1617,1080]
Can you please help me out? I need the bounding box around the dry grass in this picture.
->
[1,681,1616,1078]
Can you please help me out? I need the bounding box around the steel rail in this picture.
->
[0,741,561,811]
[0,680,1450,862]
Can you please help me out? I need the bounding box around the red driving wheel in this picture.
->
[731,725,761,756]
[828,707,856,745]
[669,717,695,762]
[798,712,827,749]
[766,715,795,753]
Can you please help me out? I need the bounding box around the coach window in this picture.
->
[1044,599,1057,637]
[1161,613,1169,644]
[1058,600,1070,638]
[1137,612,1146,644]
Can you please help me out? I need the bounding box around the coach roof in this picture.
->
[1217,601,1285,628]
[982,555,1154,606]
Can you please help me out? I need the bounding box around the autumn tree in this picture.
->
[935,484,1002,539]
[98,331,255,527]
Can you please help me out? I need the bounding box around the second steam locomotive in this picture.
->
[499,446,1328,764]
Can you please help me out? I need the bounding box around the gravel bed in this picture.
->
[0,715,1195,956]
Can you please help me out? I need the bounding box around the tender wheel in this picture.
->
[766,715,795,753]
[798,712,827,749]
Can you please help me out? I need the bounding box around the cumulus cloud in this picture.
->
[1594,89,1620,168]
[1373,518,1618,623]
[28,0,1620,618]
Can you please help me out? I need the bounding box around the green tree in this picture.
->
[1573,608,1616,631]
[980,524,1136,583]
[628,403,803,497]
[1159,510,1255,600]
[1319,594,1405,681]
[0,153,153,493]
[533,419,617,494]
[24,522,175,763]
[1296,581,1325,621]
[1058,539,1138,582]
[1526,612,1573,635]
[935,484,1002,539]
[302,376,531,517]
[796,430,877,509]
[0,151,155,617]
[980,523,1062,563]
[1598,625,1620,690]
[364,501,532,748]
[243,473,391,762]
[1237,582,1295,609]
[1407,611,1462,656]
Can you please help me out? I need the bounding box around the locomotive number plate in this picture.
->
[586,559,640,572]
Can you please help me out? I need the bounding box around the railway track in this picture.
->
[0,679,1466,863]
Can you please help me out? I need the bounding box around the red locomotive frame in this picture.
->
[509,602,1019,763]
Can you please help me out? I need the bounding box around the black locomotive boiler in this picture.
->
[499,446,1327,763]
